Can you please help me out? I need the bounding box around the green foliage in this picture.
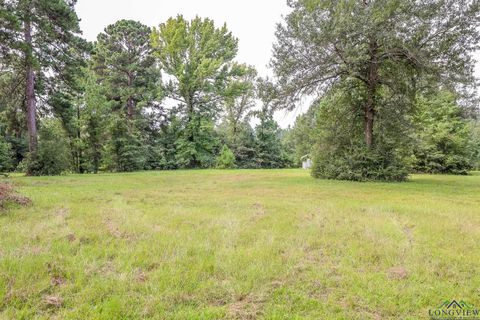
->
[254,108,292,169]
[1,0,87,157]
[216,145,235,169]
[0,137,14,173]
[81,70,109,173]
[250,78,293,169]
[93,19,158,120]
[272,0,479,109]
[0,70,26,169]
[471,123,480,170]
[2,0,85,74]
[310,88,411,181]
[272,0,479,181]
[155,113,182,170]
[222,64,257,145]
[175,116,219,169]
[229,122,258,169]
[90,20,160,173]
[106,118,146,172]
[151,16,238,108]
[312,143,410,182]
[1,5,477,178]
[151,15,239,168]
[413,91,475,175]
[27,119,72,176]
[290,104,318,166]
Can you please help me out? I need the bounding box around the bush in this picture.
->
[312,143,409,181]
[106,118,146,172]
[216,145,235,169]
[175,117,219,169]
[27,119,72,176]
[254,109,293,168]
[310,85,412,182]
[412,92,474,175]
[0,138,14,173]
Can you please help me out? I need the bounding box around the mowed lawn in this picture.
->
[1,170,480,319]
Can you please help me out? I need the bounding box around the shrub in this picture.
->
[175,117,219,169]
[27,119,72,176]
[412,92,474,175]
[254,109,293,169]
[106,118,146,172]
[312,143,409,181]
[0,138,14,173]
[216,145,235,169]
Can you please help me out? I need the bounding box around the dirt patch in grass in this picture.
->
[227,294,265,320]
[50,276,66,287]
[0,182,31,209]
[43,295,63,308]
[251,203,266,221]
[133,268,148,282]
[47,263,68,288]
[104,217,133,239]
[66,233,76,242]
[387,266,408,280]
[56,208,69,219]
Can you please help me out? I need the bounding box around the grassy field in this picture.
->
[1,169,480,319]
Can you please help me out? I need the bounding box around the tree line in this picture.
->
[0,2,293,175]
[0,0,479,180]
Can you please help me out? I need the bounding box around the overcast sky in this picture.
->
[76,0,480,127]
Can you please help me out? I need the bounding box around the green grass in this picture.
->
[1,169,480,319]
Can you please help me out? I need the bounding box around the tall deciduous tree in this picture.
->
[223,64,257,146]
[151,15,238,167]
[272,0,480,148]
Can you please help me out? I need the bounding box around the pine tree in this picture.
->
[92,19,159,171]
[92,19,158,123]
[1,0,85,174]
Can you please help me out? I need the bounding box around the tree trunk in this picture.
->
[127,97,134,120]
[232,124,238,145]
[76,104,84,174]
[364,100,374,146]
[127,73,134,121]
[364,39,378,147]
[185,96,199,168]
[24,18,38,154]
